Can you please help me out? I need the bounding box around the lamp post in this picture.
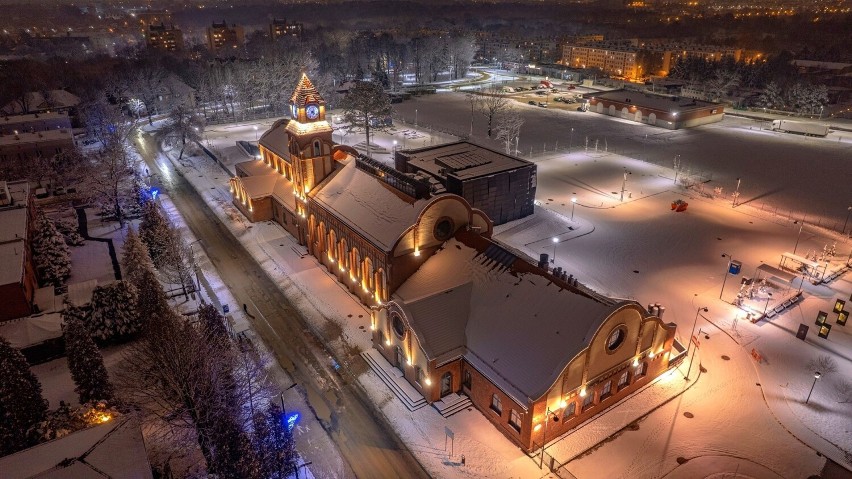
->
[188,239,203,300]
[253,125,258,141]
[720,253,733,300]
[793,219,805,255]
[805,371,821,404]
[843,206,852,235]
[539,408,559,468]
[762,292,773,317]
[415,108,418,127]
[685,306,708,380]
[571,197,577,221]
[569,127,574,153]
[551,237,558,264]
[392,140,397,156]
[732,177,741,207]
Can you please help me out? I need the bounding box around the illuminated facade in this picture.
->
[146,23,184,52]
[206,21,245,54]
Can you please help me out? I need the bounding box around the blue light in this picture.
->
[285,412,300,432]
[151,188,159,200]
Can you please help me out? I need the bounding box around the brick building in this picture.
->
[0,128,75,169]
[583,89,724,129]
[231,75,683,451]
[270,18,303,40]
[0,181,37,322]
[0,112,72,136]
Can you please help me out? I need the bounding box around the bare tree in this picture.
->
[447,34,477,80]
[479,85,511,138]
[807,355,838,375]
[706,70,740,102]
[494,106,524,155]
[160,102,204,161]
[128,59,168,125]
[834,379,852,404]
[340,80,391,150]
[86,145,139,226]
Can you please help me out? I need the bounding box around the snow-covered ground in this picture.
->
[154,108,851,478]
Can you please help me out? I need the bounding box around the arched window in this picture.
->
[391,313,405,338]
[312,140,321,157]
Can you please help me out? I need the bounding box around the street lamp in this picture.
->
[253,125,258,141]
[793,219,805,255]
[805,371,821,404]
[551,237,559,264]
[415,108,418,127]
[685,306,708,380]
[732,177,741,207]
[720,253,734,300]
[762,292,773,317]
[571,197,577,221]
[538,408,559,468]
[569,127,574,153]
[843,206,852,235]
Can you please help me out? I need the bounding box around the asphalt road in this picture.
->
[135,132,431,479]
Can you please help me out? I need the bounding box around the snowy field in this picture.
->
[147,100,852,478]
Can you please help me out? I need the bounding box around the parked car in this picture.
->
[566,84,577,90]
[554,96,564,102]
[536,90,547,95]
[528,100,537,105]
[538,102,548,108]
[550,88,559,93]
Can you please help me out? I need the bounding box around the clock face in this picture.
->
[306,104,320,120]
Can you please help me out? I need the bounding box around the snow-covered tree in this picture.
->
[340,80,391,150]
[160,102,204,161]
[86,144,139,227]
[63,308,115,404]
[252,403,298,479]
[119,312,259,477]
[160,234,196,300]
[0,337,48,456]
[121,227,155,287]
[54,216,85,246]
[479,85,511,138]
[757,81,785,110]
[494,106,524,155]
[32,213,71,286]
[89,281,141,342]
[139,201,176,269]
[198,303,229,342]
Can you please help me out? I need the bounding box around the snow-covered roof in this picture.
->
[311,160,430,252]
[393,236,617,404]
[66,279,98,307]
[584,89,721,113]
[401,141,534,181]
[0,128,74,147]
[235,160,297,210]
[258,119,291,159]
[0,417,153,479]
[0,312,63,348]
[1,90,81,115]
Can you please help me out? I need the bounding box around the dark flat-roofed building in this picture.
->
[583,89,724,129]
[146,23,184,52]
[395,141,536,225]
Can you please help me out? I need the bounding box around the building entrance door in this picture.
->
[395,347,404,369]
[440,372,452,397]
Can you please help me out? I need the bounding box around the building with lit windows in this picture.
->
[231,75,683,453]
[146,23,184,53]
[206,21,245,55]
[583,89,724,129]
[270,18,303,40]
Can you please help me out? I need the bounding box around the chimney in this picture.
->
[538,253,549,269]
[657,305,666,319]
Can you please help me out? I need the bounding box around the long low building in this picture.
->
[583,89,724,129]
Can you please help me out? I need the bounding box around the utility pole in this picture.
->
[732,177,741,207]
[620,170,627,202]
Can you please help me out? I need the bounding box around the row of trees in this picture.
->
[756,82,830,115]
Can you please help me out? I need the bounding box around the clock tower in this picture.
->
[286,73,334,198]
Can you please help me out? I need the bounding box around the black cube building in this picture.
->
[394,141,536,225]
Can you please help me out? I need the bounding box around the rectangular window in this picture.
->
[618,371,629,391]
[490,394,502,416]
[582,392,594,411]
[563,401,576,420]
[509,409,522,432]
[601,381,612,400]
[415,366,423,385]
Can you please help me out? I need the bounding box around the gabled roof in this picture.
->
[0,417,153,479]
[290,73,324,107]
[311,159,429,252]
[392,235,619,405]
[258,119,290,159]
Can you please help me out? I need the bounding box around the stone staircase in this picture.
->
[432,392,472,418]
[361,349,427,411]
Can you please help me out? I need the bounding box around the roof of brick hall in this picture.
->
[290,73,324,106]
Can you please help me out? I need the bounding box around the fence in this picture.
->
[527,442,579,479]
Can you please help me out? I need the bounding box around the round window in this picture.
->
[392,313,405,338]
[433,217,455,242]
[606,326,626,352]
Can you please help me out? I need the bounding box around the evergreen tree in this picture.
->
[198,303,229,342]
[135,265,171,322]
[252,403,298,479]
[121,226,155,287]
[0,337,49,456]
[63,308,115,404]
[139,201,175,269]
[89,280,141,342]
[32,213,71,286]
